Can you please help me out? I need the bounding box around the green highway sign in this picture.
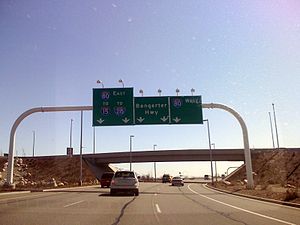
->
[134,96,203,125]
[135,97,170,124]
[93,88,202,126]
[170,96,203,124]
[93,88,134,126]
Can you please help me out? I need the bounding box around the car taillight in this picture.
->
[111,180,116,184]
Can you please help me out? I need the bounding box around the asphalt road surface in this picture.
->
[0,183,299,225]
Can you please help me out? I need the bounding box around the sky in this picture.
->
[1,0,300,177]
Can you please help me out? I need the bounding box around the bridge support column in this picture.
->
[83,158,117,181]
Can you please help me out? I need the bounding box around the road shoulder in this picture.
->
[205,184,300,208]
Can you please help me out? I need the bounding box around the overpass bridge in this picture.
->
[11,148,299,182]
[81,148,299,180]
[82,148,300,163]
[84,149,245,163]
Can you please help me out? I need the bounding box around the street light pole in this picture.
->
[79,111,83,186]
[226,166,240,177]
[268,112,275,149]
[158,89,162,96]
[119,79,124,88]
[129,135,134,171]
[139,89,144,96]
[191,88,195,96]
[272,103,280,149]
[212,143,218,182]
[204,119,214,185]
[96,80,104,88]
[69,119,73,148]
[93,127,96,154]
[153,144,157,182]
[94,79,104,154]
[32,131,35,157]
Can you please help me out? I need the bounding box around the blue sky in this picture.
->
[1,1,299,177]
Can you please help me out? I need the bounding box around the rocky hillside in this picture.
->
[0,156,98,190]
[217,149,300,203]
[228,149,300,187]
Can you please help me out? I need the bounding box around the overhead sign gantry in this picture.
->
[6,88,254,189]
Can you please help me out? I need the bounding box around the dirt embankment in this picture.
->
[0,156,98,190]
[215,149,300,204]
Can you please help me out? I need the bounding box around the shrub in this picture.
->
[284,188,298,201]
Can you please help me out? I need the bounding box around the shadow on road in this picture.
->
[98,190,224,197]
[99,193,137,197]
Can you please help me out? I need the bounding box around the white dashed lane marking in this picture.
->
[155,204,162,213]
[63,200,84,208]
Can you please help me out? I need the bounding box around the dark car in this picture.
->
[100,172,114,188]
[162,174,171,183]
[171,176,184,186]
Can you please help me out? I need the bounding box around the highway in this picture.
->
[0,183,299,225]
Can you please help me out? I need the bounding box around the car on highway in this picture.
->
[162,174,172,183]
[110,171,139,196]
[204,175,210,180]
[171,176,184,186]
[100,172,114,188]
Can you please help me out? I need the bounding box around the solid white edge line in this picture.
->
[0,192,55,202]
[43,185,99,192]
[155,204,162,213]
[202,184,300,210]
[188,184,296,225]
[63,200,84,208]
[0,191,30,196]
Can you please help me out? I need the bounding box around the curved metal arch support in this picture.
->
[6,106,92,186]
[7,103,254,189]
[202,103,254,189]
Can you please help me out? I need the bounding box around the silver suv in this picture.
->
[110,171,139,196]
